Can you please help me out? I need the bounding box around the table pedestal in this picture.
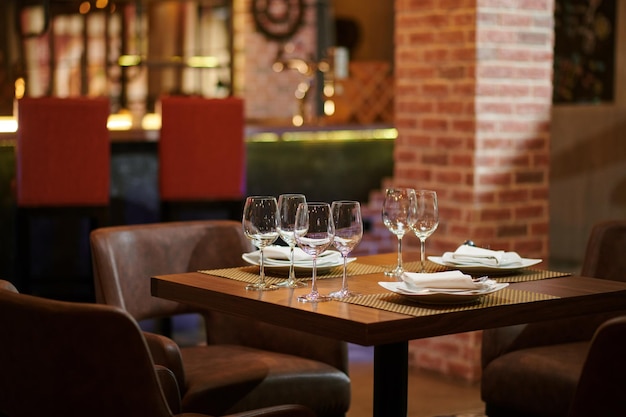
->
[374,341,409,417]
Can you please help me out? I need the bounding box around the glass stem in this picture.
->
[259,247,266,286]
[310,255,319,297]
[396,235,403,270]
[288,245,296,284]
[341,254,348,291]
[420,239,426,272]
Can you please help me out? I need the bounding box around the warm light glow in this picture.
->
[141,113,161,130]
[15,78,25,99]
[107,113,133,131]
[79,1,91,14]
[187,56,219,68]
[0,117,17,133]
[295,82,308,100]
[118,55,142,67]
[292,115,304,127]
[323,100,335,116]
[280,128,398,142]
[95,0,108,9]
[323,83,334,97]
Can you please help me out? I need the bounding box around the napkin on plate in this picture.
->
[449,245,506,266]
[263,246,311,262]
[402,270,489,290]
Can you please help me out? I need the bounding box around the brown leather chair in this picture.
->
[568,316,626,417]
[481,220,626,417]
[90,220,350,417]
[0,289,316,417]
[0,279,17,292]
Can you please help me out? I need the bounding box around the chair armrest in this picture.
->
[482,312,626,369]
[143,331,186,392]
[223,404,316,417]
[155,364,182,414]
[481,324,527,368]
[568,316,626,417]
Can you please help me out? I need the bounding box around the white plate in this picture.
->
[378,281,509,304]
[428,255,542,275]
[242,250,352,275]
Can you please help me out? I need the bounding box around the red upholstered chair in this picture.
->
[15,96,110,300]
[159,96,246,221]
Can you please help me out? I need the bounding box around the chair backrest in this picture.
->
[159,96,245,201]
[0,279,18,293]
[568,316,626,417]
[16,97,110,207]
[580,220,626,281]
[90,220,253,321]
[0,290,174,417]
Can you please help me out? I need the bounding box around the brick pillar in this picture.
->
[395,0,554,381]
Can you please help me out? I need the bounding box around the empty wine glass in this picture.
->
[295,202,335,302]
[410,190,439,272]
[329,201,363,299]
[242,196,280,291]
[277,193,307,288]
[382,188,417,278]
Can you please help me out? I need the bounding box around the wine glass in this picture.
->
[329,201,363,299]
[277,193,307,288]
[410,190,439,272]
[381,188,417,278]
[294,202,335,302]
[242,196,280,291]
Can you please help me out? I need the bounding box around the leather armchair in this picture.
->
[90,220,350,417]
[481,220,626,417]
[568,316,626,417]
[0,289,316,417]
[0,279,17,292]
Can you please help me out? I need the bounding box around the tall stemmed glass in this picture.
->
[382,188,417,278]
[295,202,335,302]
[329,201,363,299]
[242,196,280,291]
[277,193,307,288]
[410,190,439,272]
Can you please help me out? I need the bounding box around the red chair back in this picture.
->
[16,97,110,207]
[159,96,245,201]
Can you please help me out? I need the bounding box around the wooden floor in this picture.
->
[347,344,485,417]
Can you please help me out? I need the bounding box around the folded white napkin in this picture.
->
[402,270,486,290]
[263,246,311,262]
[450,245,506,266]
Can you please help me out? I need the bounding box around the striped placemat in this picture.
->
[392,261,571,283]
[337,287,559,317]
[199,261,388,285]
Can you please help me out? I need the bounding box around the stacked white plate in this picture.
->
[242,246,351,274]
[379,270,508,304]
[428,245,541,275]
[379,280,509,304]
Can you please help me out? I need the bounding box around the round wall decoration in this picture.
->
[251,0,305,41]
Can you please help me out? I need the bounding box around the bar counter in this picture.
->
[0,123,395,294]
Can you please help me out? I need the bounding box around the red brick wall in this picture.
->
[394,0,554,381]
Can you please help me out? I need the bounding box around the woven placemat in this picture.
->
[392,261,571,283]
[199,261,388,285]
[338,287,559,317]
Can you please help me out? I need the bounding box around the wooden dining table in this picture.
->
[151,253,626,417]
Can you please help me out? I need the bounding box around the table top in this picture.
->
[151,253,626,346]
